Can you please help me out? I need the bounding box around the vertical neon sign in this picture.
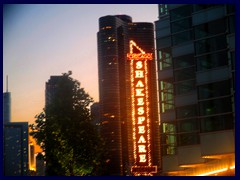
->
[127,40,157,176]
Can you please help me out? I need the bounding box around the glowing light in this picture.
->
[197,168,228,176]
[127,53,153,60]
[127,40,156,175]
[139,154,147,162]
[127,40,153,61]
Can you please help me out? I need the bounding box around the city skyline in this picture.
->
[3,4,158,124]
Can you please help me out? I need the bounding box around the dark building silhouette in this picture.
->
[97,15,160,175]
[45,75,65,107]
[155,4,235,176]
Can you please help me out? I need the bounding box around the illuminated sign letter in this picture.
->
[138,107,144,115]
[136,61,143,69]
[136,89,144,96]
[139,154,147,162]
[128,40,157,175]
[138,117,145,124]
[138,145,147,153]
[138,126,145,134]
[135,70,144,78]
[138,135,146,143]
[137,98,144,105]
[136,80,144,88]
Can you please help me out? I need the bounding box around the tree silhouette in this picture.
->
[30,72,109,176]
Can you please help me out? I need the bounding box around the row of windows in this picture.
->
[199,96,233,116]
[160,80,233,114]
[163,114,233,135]
[159,50,231,73]
[198,80,231,100]
[196,50,228,71]
[170,4,234,21]
[157,42,231,67]
[161,112,234,151]
[157,15,234,48]
[161,131,199,148]
[195,34,227,55]
[162,113,233,135]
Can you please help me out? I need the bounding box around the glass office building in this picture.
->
[155,4,235,176]
[98,15,160,175]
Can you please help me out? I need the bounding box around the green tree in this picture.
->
[30,72,109,176]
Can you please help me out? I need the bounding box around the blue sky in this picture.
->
[3,4,158,123]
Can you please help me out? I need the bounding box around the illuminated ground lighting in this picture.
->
[196,167,234,176]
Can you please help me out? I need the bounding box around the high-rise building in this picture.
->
[4,122,29,176]
[97,15,160,176]
[155,4,235,176]
[45,75,65,107]
[3,76,11,123]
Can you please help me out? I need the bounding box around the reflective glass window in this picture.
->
[194,18,226,39]
[160,79,174,113]
[176,105,197,119]
[174,67,195,82]
[228,15,235,33]
[161,122,177,155]
[201,114,234,132]
[173,54,194,69]
[193,4,220,12]
[195,35,227,55]
[158,48,172,70]
[177,119,199,132]
[156,36,171,49]
[198,80,231,100]
[196,50,228,71]
[171,18,191,33]
[170,5,192,21]
[199,97,232,116]
[172,30,193,46]
[175,80,195,95]
[178,132,199,146]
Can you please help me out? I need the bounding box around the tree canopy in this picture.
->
[30,72,109,176]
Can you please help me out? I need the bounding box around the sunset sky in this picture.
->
[3,4,158,124]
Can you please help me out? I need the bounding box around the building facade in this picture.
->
[4,122,29,176]
[97,15,160,175]
[155,4,235,176]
